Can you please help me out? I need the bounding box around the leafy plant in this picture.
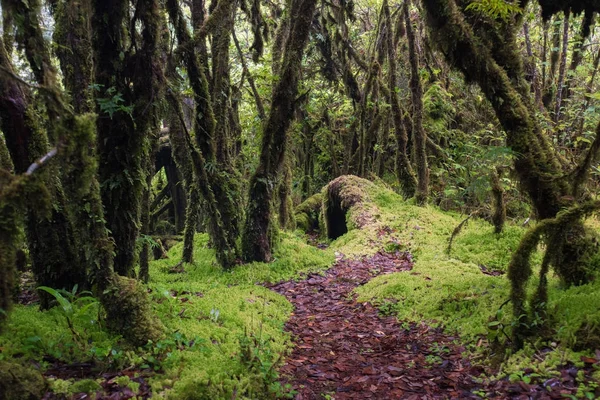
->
[465,0,523,21]
[237,328,293,398]
[37,285,99,348]
[90,84,134,119]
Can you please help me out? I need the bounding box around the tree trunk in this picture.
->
[242,0,317,262]
[523,22,542,107]
[92,0,165,277]
[384,0,417,198]
[51,0,94,114]
[166,0,241,268]
[554,10,570,124]
[404,0,429,205]
[0,14,84,306]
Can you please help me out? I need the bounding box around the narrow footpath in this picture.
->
[268,250,482,399]
[268,250,597,400]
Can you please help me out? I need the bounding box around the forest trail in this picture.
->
[268,250,483,399]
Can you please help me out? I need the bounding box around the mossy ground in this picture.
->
[2,179,600,397]
[340,182,600,377]
[146,232,333,399]
[0,231,333,399]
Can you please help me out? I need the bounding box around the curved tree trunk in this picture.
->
[242,0,317,262]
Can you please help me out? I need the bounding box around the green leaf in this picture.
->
[37,286,73,316]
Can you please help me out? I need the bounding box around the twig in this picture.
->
[446,211,479,255]
[26,147,58,175]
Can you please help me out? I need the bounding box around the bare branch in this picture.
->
[25,148,58,176]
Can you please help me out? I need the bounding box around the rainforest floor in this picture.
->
[3,178,600,399]
[270,248,600,399]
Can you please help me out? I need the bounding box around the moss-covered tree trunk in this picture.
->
[278,153,295,230]
[165,82,200,264]
[241,0,317,262]
[0,14,84,307]
[166,0,241,268]
[384,0,417,198]
[51,0,94,114]
[404,0,429,205]
[0,163,19,330]
[92,0,165,277]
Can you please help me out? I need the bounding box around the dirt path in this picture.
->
[268,251,483,399]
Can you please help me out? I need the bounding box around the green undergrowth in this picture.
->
[0,231,333,399]
[145,231,333,399]
[338,183,600,375]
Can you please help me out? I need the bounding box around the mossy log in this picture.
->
[323,175,380,240]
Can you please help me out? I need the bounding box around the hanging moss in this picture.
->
[508,200,600,347]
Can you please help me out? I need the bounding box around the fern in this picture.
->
[465,0,523,21]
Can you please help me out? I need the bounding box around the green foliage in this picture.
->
[90,84,134,119]
[465,0,523,21]
[36,285,99,348]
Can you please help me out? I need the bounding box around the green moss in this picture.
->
[338,181,599,369]
[0,361,45,400]
[145,231,332,399]
[101,275,164,346]
[71,378,102,394]
[294,192,322,232]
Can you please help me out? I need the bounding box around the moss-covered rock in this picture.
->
[101,275,163,346]
[294,192,322,232]
[71,379,102,394]
[0,362,45,400]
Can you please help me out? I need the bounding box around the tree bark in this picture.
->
[404,0,429,205]
[242,0,317,262]
[384,0,417,198]
[554,10,570,124]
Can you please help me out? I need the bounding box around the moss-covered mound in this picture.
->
[101,275,164,346]
[0,362,45,400]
